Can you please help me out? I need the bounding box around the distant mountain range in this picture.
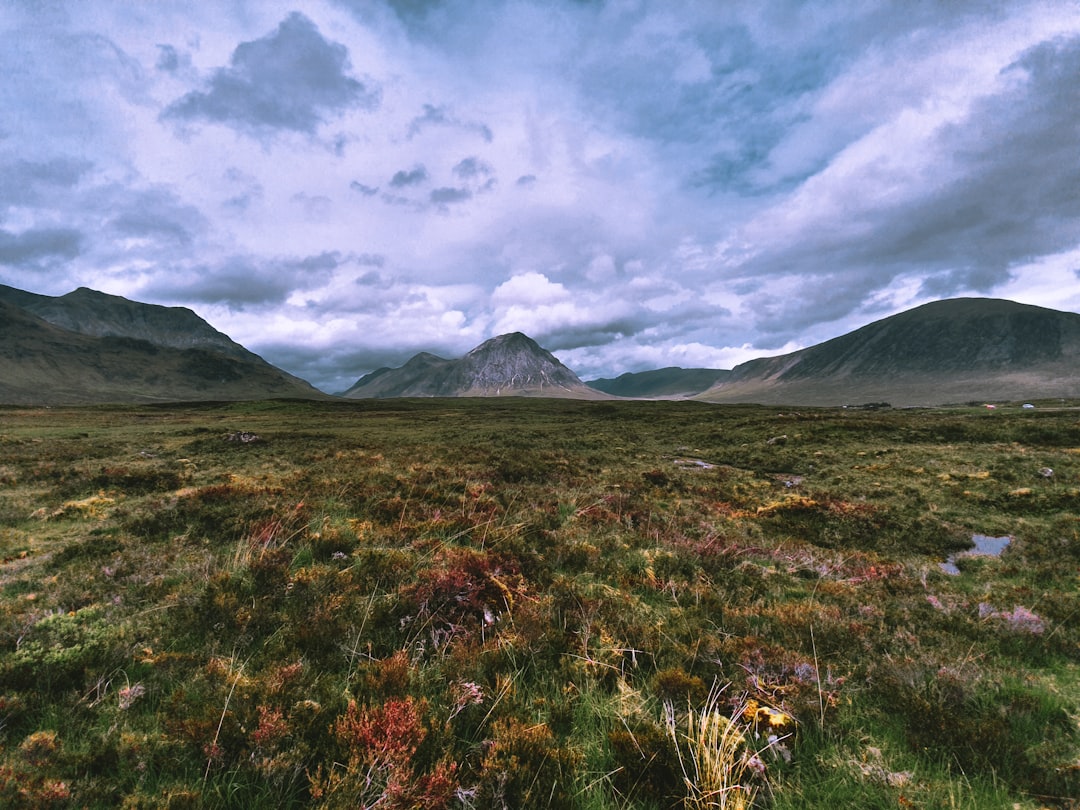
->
[0,285,322,405]
[340,332,602,399]
[587,367,730,398]
[1,284,1078,406]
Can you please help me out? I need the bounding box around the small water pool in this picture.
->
[940,534,1011,575]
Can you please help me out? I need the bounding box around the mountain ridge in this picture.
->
[0,287,323,405]
[3,285,1079,406]
[697,297,1080,406]
[0,284,256,359]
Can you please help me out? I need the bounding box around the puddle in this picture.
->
[674,458,714,470]
[940,534,1011,575]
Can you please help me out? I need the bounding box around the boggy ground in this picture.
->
[0,398,1077,809]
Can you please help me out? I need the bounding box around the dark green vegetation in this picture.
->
[0,399,1077,808]
[587,368,730,398]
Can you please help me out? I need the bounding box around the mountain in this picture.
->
[697,298,1080,406]
[587,367,730,398]
[338,352,453,398]
[0,286,323,405]
[341,332,605,398]
[0,284,254,358]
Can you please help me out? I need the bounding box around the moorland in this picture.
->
[0,398,1077,808]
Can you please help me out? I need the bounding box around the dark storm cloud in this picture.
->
[0,227,82,266]
[110,211,194,246]
[903,36,1080,293]
[0,158,92,207]
[737,34,1080,340]
[389,164,429,187]
[163,13,377,136]
[105,187,208,248]
[536,318,643,352]
[144,251,343,308]
[572,14,845,195]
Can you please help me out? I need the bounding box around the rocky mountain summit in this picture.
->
[341,332,603,398]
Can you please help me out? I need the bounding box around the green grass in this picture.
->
[0,399,1077,808]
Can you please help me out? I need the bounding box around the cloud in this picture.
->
[104,187,207,248]
[163,12,378,137]
[291,192,334,221]
[389,164,429,187]
[0,227,83,266]
[453,156,492,180]
[154,43,192,74]
[711,30,1080,342]
[350,181,379,196]
[142,251,343,308]
[488,271,641,348]
[222,168,265,213]
[407,103,493,142]
[0,158,92,208]
[430,187,471,205]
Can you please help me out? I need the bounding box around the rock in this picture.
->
[224,431,262,444]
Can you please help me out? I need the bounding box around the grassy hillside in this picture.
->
[0,301,323,405]
[0,399,1077,808]
[699,298,1080,406]
[587,368,729,398]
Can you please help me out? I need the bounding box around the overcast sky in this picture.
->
[3,1,1080,392]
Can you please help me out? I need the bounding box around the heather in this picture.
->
[0,398,1077,808]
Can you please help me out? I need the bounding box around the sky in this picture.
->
[3,0,1080,393]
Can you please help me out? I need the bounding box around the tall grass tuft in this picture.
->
[663,685,780,810]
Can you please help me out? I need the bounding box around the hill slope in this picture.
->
[698,298,1080,406]
[587,367,730,398]
[0,284,257,359]
[0,288,323,405]
[342,332,605,398]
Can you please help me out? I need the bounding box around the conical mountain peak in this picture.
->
[342,332,602,399]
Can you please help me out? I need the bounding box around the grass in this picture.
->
[0,398,1077,808]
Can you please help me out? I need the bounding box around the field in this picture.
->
[0,398,1077,809]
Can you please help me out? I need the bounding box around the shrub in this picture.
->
[310,697,457,809]
[477,717,580,808]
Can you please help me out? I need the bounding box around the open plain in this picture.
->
[0,399,1077,808]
